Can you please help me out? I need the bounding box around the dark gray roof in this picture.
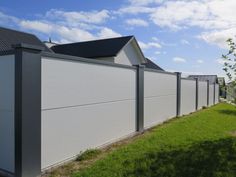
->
[51,36,134,58]
[188,75,218,84]
[144,58,164,71]
[0,27,51,52]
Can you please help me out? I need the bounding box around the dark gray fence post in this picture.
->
[136,65,144,132]
[176,72,181,117]
[195,78,199,110]
[13,43,42,177]
[207,80,210,106]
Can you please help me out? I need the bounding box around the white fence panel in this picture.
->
[209,84,214,106]
[41,57,136,169]
[144,71,177,128]
[215,84,219,104]
[198,81,208,109]
[0,55,15,173]
[181,79,196,115]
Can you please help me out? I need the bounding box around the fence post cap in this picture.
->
[12,43,44,51]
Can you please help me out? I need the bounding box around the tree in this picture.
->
[222,38,236,81]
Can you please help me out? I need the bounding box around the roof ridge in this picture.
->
[55,35,134,46]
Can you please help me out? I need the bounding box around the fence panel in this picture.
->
[0,55,15,173]
[198,81,208,109]
[209,84,214,106]
[41,56,137,169]
[144,70,177,128]
[181,79,196,115]
[215,84,219,104]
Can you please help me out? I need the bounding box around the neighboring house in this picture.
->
[188,75,218,84]
[0,27,164,71]
[218,77,226,98]
[144,58,164,71]
[226,81,236,103]
[0,27,51,52]
[49,36,163,69]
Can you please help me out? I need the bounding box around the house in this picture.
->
[144,58,164,70]
[0,27,51,52]
[49,36,164,69]
[188,75,218,84]
[0,26,164,70]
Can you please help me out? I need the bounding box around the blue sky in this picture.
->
[0,0,235,78]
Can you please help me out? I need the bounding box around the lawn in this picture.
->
[50,103,236,177]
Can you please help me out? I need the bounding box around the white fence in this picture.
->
[198,81,208,109]
[180,79,196,115]
[144,70,177,128]
[0,51,220,176]
[215,84,219,104]
[209,84,214,106]
[41,56,137,169]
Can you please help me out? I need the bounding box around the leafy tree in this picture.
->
[222,38,236,81]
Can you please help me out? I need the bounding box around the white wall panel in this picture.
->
[209,85,214,106]
[41,57,136,169]
[144,71,177,128]
[0,55,15,173]
[198,81,208,109]
[215,84,219,104]
[181,79,196,115]
[42,57,136,109]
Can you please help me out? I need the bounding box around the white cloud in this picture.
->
[181,39,190,45]
[0,9,122,43]
[198,28,236,48]
[173,57,186,63]
[0,12,19,26]
[155,51,161,55]
[56,26,96,42]
[216,58,225,65]
[125,18,149,27]
[148,42,162,48]
[147,0,236,47]
[150,1,211,30]
[128,0,164,6]
[138,41,162,50]
[97,27,121,39]
[197,59,204,64]
[152,37,159,41]
[117,6,155,15]
[20,20,53,33]
[46,9,110,25]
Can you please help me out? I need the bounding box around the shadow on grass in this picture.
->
[218,110,236,116]
[123,138,236,177]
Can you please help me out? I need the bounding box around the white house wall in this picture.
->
[181,79,196,115]
[198,81,208,109]
[209,85,214,106]
[41,57,136,169]
[115,42,142,66]
[0,55,15,173]
[144,71,177,128]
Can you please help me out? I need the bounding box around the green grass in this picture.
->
[76,149,102,162]
[71,103,236,177]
